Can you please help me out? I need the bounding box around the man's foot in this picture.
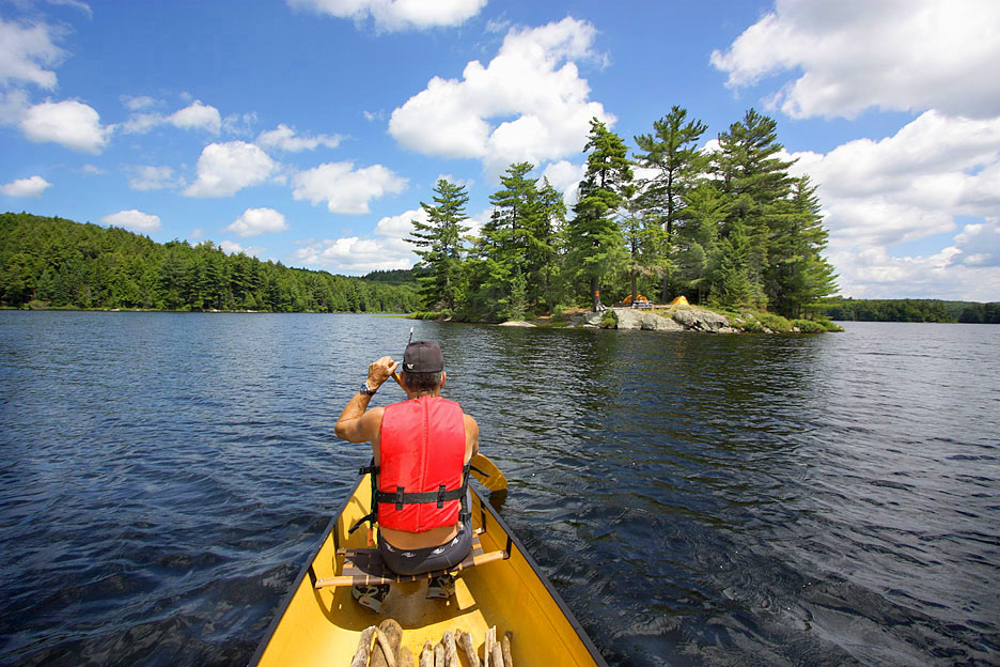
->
[426,574,455,600]
[352,584,389,613]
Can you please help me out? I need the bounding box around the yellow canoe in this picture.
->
[250,473,606,666]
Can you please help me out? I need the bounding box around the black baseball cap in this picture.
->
[402,339,444,374]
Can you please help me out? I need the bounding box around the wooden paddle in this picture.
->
[470,453,507,492]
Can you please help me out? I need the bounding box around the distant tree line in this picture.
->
[823,297,1000,323]
[408,107,838,322]
[0,212,418,313]
[957,302,1000,324]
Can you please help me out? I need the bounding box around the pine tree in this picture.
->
[475,163,567,319]
[566,118,633,311]
[712,108,795,308]
[406,179,470,312]
[675,182,727,304]
[480,163,534,318]
[530,178,567,312]
[710,217,760,311]
[621,193,670,304]
[633,106,708,300]
[767,176,839,316]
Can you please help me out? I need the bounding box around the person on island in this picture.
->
[334,339,479,613]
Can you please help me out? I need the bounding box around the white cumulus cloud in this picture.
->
[711,0,1000,119]
[1,175,52,197]
[123,99,221,134]
[291,162,407,214]
[169,100,221,133]
[953,220,1000,268]
[101,209,161,233]
[292,206,429,273]
[0,18,65,89]
[128,165,184,191]
[828,243,999,301]
[20,100,111,153]
[389,16,613,177]
[287,0,486,32]
[784,110,1000,299]
[788,111,1000,250]
[256,124,344,152]
[541,159,585,208]
[224,207,289,238]
[184,141,277,197]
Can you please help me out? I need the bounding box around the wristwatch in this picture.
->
[359,381,377,396]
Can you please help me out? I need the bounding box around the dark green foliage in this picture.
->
[754,311,793,333]
[0,212,418,313]
[712,109,795,309]
[823,298,960,323]
[566,118,633,311]
[429,108,839,322]
[766,176,839,317]
[958,302,1000,323]
[710,217,762,311]
[362,268,418,286]
[633,105,708,300]
[793,318,826,333]
[406,179,471,312]
[465,163,567,322]
[674,182,726,304]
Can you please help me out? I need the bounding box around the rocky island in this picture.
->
[497,304,842,334]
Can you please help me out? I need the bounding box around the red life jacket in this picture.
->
[375,396,468,533]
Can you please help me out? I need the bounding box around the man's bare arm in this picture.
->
[334,356,398,443]
[334,393,382,443]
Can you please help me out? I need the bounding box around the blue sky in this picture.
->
[2,0,998,301]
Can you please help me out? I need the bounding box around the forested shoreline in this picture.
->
[4,106,994,323]
[408,107,838,322]
[823,297,1000,324]
[0,212,418,313]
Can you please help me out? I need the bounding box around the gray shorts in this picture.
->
[378,514,473,576]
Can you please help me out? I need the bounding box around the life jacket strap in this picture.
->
[375,485,466,507]
[356,461,472,528]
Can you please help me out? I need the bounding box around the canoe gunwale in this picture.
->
[475,482,609,667]
[248,474,608,667]
[246,482,353,667]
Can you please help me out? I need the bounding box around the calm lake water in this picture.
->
[0,312,998,666]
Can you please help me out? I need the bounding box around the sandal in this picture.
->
[426,574,455,600]
[351,584,389,613]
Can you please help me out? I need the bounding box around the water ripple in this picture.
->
[1,314,998,665]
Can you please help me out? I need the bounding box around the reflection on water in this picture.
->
[1,313,998,666]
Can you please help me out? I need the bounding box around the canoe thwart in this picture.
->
[315,531,507,589]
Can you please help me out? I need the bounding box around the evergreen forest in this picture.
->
[823,297,1000,324]
[408,107,839,322]
[0,212,418,313]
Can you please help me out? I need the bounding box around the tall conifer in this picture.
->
[406,179,470,311]
[566,118,633,311]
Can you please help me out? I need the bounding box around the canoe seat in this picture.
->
[313,530,507,589]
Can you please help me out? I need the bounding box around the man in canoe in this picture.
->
[335,339,480,612]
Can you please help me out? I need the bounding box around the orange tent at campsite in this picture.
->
[621,294,649,305]
[670,295,690,306]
